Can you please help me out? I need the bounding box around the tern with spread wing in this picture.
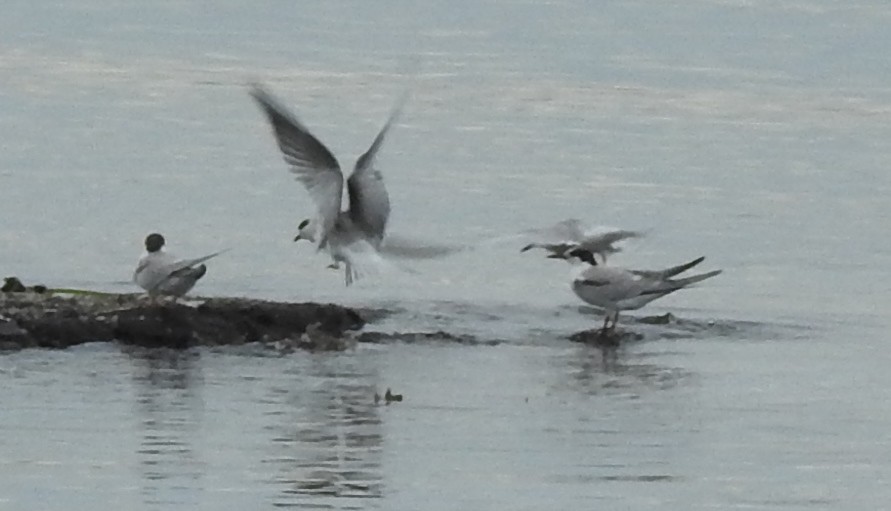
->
[251,84,406,285]
[133,233,224,297]
[566,248,721,334]
[520,218,642,263]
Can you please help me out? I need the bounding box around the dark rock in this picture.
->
[0,291,368,352]
[113,305,196,348]
[568,328,644,347]
[3,277,49,294]
[0,316,29,350]
[198,298,365,344]
[17,313,115,349]
[0,317,26,336]
[2,277,26,293]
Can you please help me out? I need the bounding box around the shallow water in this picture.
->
[2,0,891,509]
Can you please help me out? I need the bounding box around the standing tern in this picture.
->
[133,233,225,298]
[567,248,721,334]
[250,84,406,286]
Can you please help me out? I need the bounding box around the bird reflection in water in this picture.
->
[565,345,691,397]
[262,356,385,508]
[127,346,205,508]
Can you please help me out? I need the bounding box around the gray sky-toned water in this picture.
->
[1,1,890,509]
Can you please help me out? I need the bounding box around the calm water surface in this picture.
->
[1,1,890,509]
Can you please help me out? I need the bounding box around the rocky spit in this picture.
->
[0,277,650,353]
[0,288,369,352]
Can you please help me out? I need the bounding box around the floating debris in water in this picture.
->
[636,312,675,325]
[358,330,501,346]
[375,388,403,404]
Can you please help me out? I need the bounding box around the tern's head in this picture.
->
[293,218,316,243]
[567,248,598,266]
[144,233,165,253]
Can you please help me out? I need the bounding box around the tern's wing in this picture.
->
[251,85,344,245]
[668,269,722,288]
[628,263,720,300]
[347,91,407,244]
[521,224,640,260]
[518,218,590,254]
[617,269,722,310]
[578,229,642,255]
[135,250,225,293]
[520,242,578,258]
[165,250,228,277]
[548,218,586,241]
[527,218,586,244]
[576,265,652,301]
[630,256,705,280]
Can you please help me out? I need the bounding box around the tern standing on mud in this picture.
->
[251,85,406,286]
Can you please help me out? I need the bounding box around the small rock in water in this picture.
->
[375,388,404,405]
[637,313,675,325]
[568,328,644,346]
[384,388,403,404]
